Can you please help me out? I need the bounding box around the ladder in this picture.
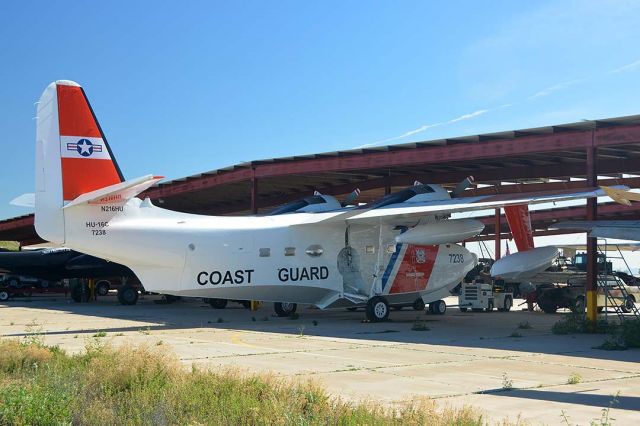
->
[596,239,640,321]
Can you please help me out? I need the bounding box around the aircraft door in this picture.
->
[337,226,371,296]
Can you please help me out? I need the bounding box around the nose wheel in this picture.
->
[366,296,390,322]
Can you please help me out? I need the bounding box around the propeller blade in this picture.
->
[342,188,361,207]
[452,176,475,197]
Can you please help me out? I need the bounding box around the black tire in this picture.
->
[571,296,585,314]
[622,297,635,313]
[486,300,494,312]
[71,282,89,303]
[432,300,446,315]
[412,298,426,311]
[0,290,9,301]
[96,281,111,296]
[498,297,512,312]
[208,298,228,309]
[459,307,468,312]
[118,286,139,305]
[366,296,389,322]
[537,294,558,314]
[472,308,483,312]
[274,302,297,317]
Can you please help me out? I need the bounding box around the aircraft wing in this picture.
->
[310,186,622,226]
[553,220,640,241]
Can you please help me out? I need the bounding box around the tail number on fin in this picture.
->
[86,221,108,236]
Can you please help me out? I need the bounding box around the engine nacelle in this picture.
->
[395,219,484,245]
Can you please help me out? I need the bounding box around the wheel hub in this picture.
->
[374,302,387,318]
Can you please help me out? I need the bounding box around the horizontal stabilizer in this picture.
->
[63,175,163,209]
[10,193,35,208]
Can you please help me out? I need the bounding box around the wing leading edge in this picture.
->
[554,220,640,241]
[302,186,626,226]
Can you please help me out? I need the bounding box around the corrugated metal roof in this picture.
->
[166,114,640,184]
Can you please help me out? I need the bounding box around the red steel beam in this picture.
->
[252,125,640,178]
[142,127,640,201]
[143,157,640,205]
[595,125,640,147]
[494,209,501,260]
[0,215,34,232]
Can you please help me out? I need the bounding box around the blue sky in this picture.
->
[1,0,640,221]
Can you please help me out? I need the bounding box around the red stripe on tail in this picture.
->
[61,158,121,201]
[57,85,101,137]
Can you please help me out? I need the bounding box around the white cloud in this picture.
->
[609,59,640,74]
[358,108,496,149]
[528,79,585,100]
[447,109,489,123]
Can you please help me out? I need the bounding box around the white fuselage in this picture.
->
[63,198,476,308]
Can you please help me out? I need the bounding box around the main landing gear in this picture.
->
[365,296,390,322]
[428,300,447,315]
[274,301,297,317]
[117,285,139,305]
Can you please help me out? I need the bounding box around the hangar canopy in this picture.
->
[2,114,640,245]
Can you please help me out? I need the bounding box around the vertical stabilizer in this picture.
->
[34,80,123,243]
[503,204,535,252]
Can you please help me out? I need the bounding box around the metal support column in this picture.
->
[585,139,598,326]
[494,209,501,260]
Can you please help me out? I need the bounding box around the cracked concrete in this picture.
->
[1,294,638,424]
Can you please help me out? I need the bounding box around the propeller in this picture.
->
[341,188,361,207]
[452,176,475,198]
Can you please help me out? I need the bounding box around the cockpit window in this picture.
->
[359,185,435,210]
[268,195,327,215]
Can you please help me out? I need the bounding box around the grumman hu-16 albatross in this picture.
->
[32,80,625,321]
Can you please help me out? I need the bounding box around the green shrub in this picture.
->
[620,319,640,348]
[0,339,487,425]
[552,314,588,335]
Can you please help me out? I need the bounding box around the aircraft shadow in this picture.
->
[2,295,639,364]
[482,388,640,412]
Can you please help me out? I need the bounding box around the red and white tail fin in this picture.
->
[35,80,126,243]
[503,204,535,252]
